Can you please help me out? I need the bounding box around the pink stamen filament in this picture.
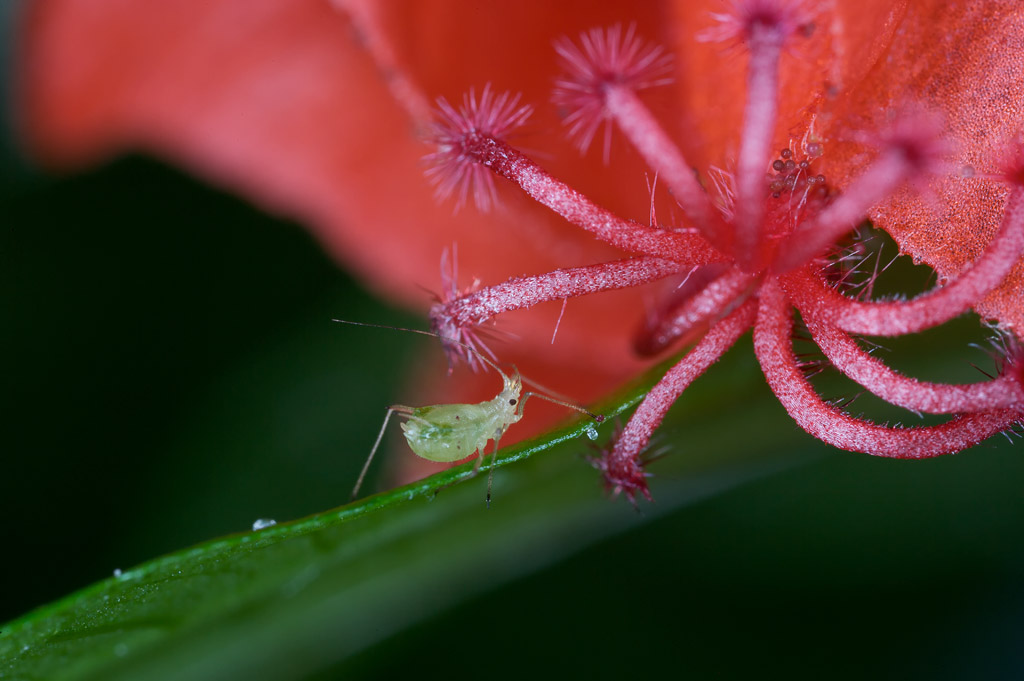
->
[460,133,722,264]
[781,188,1024,336]
[635,266,756,355]
[733,26,783,270]
[804,311,1024,413]
[334,0,434,128]
[755,280,1020,457]
[603,85,726,251]
[773,151,916,273]
[440,257,685,329]
[606,300,757,478]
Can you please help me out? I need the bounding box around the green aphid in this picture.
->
[339,320,602,507]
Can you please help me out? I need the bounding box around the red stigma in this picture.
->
[424,85,533,211]
[553,24,673,155]
[702,0,812,46]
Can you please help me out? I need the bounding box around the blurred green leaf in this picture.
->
[0,334,818,681]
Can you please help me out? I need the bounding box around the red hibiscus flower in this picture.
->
[19,0,1024,501]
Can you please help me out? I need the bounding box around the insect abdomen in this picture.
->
[400,403,493,463]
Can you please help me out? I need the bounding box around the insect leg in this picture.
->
[431,442,492,503]
[471,449,485,477]
[351,405,415,500]
[485,434,502,509]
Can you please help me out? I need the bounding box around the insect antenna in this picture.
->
[332,318,511,380]
[519,372,577,405]
[335,318,605,422]
[521,391,605,423]
[515,371,603,422]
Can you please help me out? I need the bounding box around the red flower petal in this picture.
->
[21,0,678,395]
[20,0,1024,389]
[824,0,1024,334]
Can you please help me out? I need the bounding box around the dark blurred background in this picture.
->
[3,4,1024,679]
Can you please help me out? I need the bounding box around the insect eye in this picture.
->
[509,399,517,406]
